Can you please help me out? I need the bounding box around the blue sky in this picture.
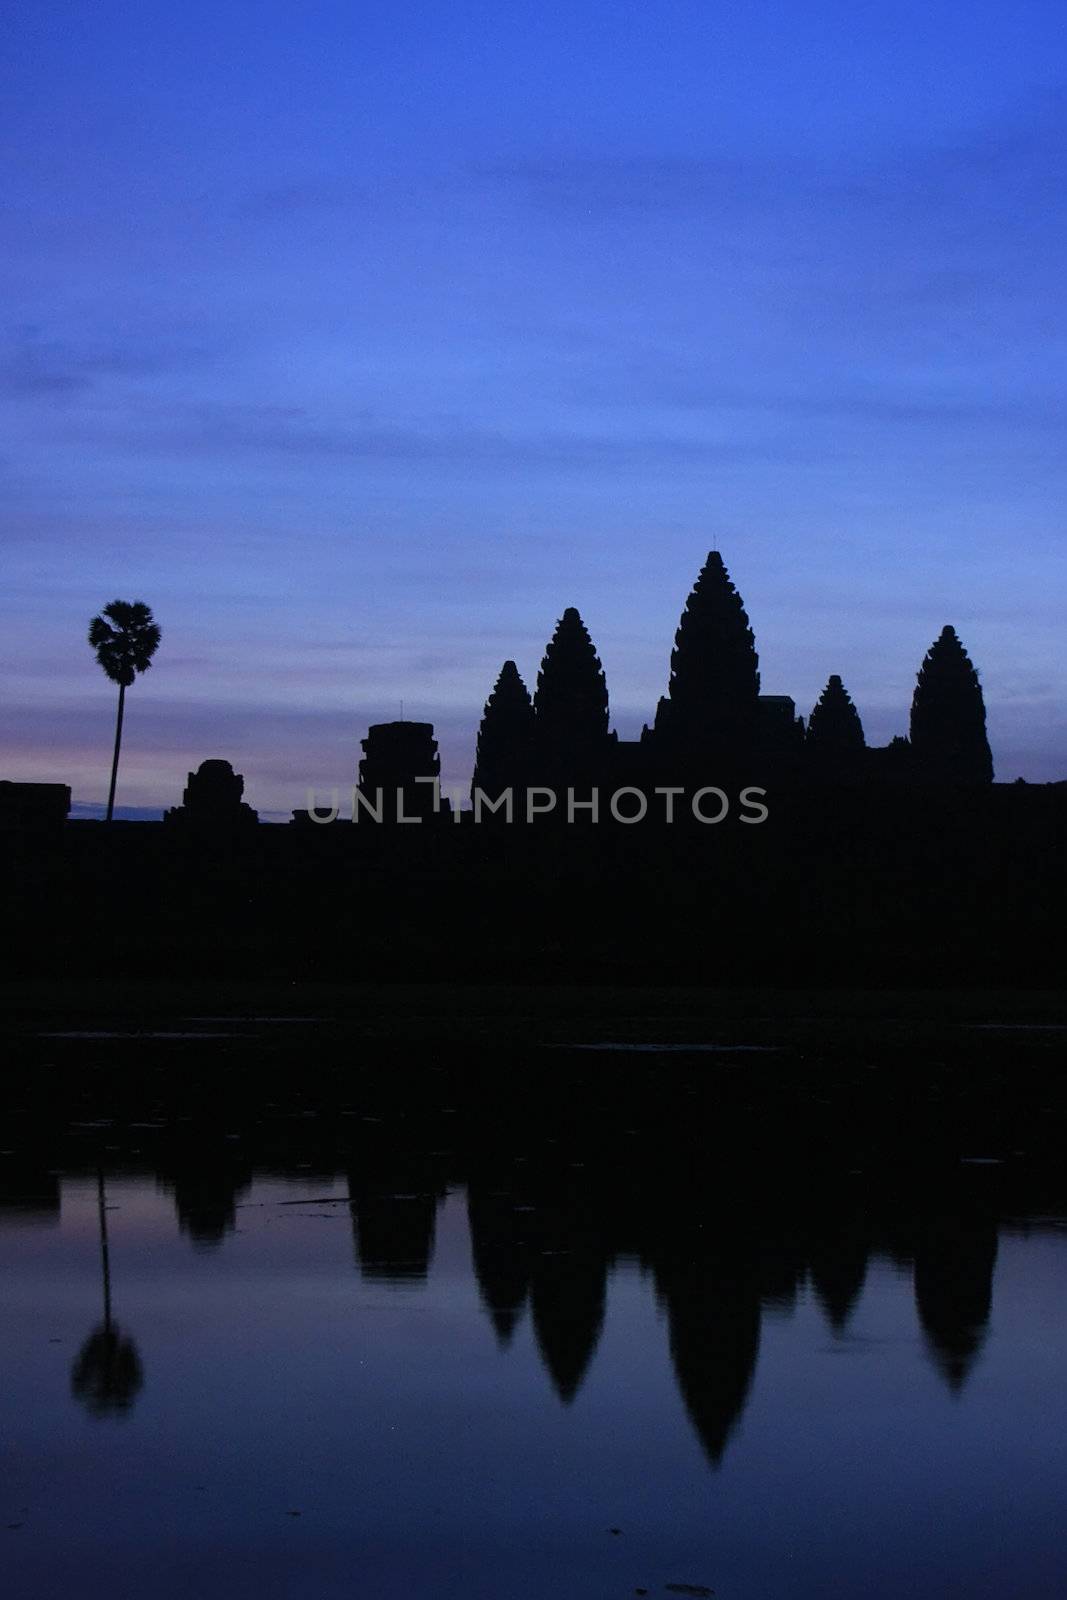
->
[3,0,1065,816]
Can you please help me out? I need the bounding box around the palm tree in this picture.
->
[88,600,162,821]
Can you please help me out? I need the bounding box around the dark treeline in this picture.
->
[4,1020,1063,1447]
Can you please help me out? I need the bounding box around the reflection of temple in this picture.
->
[82,1099,1012,1448]
[530,1243,608,1404]
[755,1220,806,1316]
[0,1166,61,1226]
[460,1151,1012,1435]
[914,1210,999,1392]
[348,1169,442,1283]
[162,1158,253,1247]
[466,1168,609,1400]
[652,1249,763,1467]
[467,1182,532,1345]
[808,1207,871,1334]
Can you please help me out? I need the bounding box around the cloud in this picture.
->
[27,394,804,471]
[475,154,777,219]
[0,325,224,399]
[560,354,1065,429]
[234,181,355,220]
[478,91,1067,227]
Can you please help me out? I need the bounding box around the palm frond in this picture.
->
[88,599,162,685]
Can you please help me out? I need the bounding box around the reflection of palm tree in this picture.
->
[71,1171,143,1416]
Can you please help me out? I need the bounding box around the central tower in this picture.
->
[652,551,761,767]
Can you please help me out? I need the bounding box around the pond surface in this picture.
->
[4,1148,1067,1599]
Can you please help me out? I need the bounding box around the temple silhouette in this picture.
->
[263,549,1004,826]
[0,549,1015,838]
[469,549,993,805]
[262,549,1003,825]
[252,550,991,825]
[164,759,259,830]
[4,545,1065,988]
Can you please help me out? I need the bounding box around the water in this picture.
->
[4,1154,1067,1598]
[4,1005,1066,1598]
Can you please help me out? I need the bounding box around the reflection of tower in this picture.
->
[71,1170,143,1417]
[467,1182,532,1344]
[349,1183,439,1282]
[165,1159,251,1248]
[357,721,444,822]
[756,1227,804,1316]
[808,1210,871,1334]
[522,1181,608,1403]
[914,1211,999,1392]
[530,1247,607,1403]
[654,1253,762,1467]
[0,1166,60,1226]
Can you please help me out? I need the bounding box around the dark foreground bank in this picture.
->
[4,780,1067,986]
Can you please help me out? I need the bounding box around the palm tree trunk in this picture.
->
[105,681,126,823]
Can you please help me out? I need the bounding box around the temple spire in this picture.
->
[533,607,609,769]
[654,551,760,759]
[471,660,535,803]
[910,626,993,783]
[806,675,866,776]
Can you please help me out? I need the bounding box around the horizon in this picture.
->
[3,2,1066,813]
[9,550,1066,819]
